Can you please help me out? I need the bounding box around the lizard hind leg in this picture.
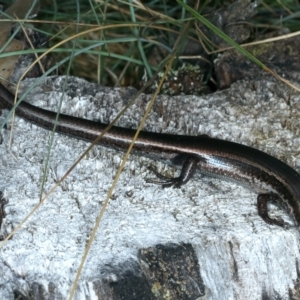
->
[257,194,289,227]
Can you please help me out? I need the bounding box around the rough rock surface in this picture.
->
[0,76,300,299]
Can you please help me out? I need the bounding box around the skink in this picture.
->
[1,83,300,228]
